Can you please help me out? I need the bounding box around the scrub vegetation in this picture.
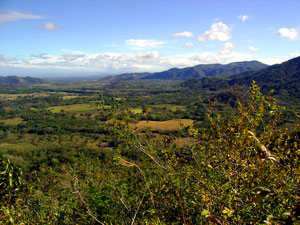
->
[0,79,299,224]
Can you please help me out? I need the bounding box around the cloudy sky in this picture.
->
[1,0,300,77]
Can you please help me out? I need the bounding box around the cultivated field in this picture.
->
[47,104,97,113]
[136,119,194,130]
[0,117,23,125]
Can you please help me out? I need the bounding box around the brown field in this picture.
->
[136,119,194,130]
[0,118,23,125]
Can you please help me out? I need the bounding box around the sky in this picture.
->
[0,0,300,77]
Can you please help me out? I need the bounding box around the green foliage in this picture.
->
[91,81,300,224]
[0,81,299,224]
[0,155,23,202]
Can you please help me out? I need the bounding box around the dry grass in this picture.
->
[136,119,194,130]
[0,118,23,125]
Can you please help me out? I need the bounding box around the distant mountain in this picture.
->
[101,61,268,82]
[143,61,268,80]
[182,56,300,99]
[0,76,43,85]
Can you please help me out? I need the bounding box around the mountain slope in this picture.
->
[182,56,300,99]
[0,76,43,85]
[142,61,268,80]
[101,61,268,82]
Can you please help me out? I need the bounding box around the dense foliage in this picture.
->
[0,81,299,224]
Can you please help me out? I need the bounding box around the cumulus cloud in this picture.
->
[183,42,195,48]
[0,9,44,24]
[125,39,165,50]
[0,49,265,75]
[277,27,299,40]
[248,46,259,52]
[238,15,249,22]
[290,52,300,57]
[37,22,62,31]
[172,31,194,38]
[219,42,235,55]
[198,22,231,42]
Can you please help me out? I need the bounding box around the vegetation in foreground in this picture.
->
[0,81,299,224]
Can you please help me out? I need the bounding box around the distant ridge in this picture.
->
[143,61,268,80]
[101,61,268,81]
[0,76,43,85]
[182,56,300,98]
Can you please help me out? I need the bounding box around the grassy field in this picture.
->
[47,104,97,113]
[136,119,194,130]
[0,93,52,100]
[0,118,23,125]
[130,108,143,114]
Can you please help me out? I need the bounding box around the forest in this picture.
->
[0,77,299,224]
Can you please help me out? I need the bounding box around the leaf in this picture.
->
[8,173,12,187]
[201,209,210,216]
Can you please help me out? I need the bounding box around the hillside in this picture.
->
[101,61,267,81]
[0,76,43,85]
[143,61,267,80]
[182,56,300,100]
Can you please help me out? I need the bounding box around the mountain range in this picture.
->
[102,61,268,81]
[0,76,43,85]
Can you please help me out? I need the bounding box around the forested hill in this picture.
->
[0,76,43,85]
[182,56,300,99]
[101,61,268,81]
[143,60,267,80]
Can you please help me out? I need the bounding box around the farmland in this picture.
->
[136,119,194,130]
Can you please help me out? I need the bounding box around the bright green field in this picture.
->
[130,108,143,114]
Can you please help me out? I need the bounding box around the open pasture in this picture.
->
[136,119,194,130]
[47,103,97,113]
[0,118,23,125]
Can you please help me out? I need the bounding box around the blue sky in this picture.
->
[0,0,300,76]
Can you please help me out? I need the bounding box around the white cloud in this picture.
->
[277,27,299,40]
[248,46,259,52]
[0,9,44,24]
[6,49,290,75]
[0,54,17,62]
[62,54,86,61]
[238,15,249,22]
[0,50,252,74]
[257,57,290,65]
[290,52,300,57]
[183,42,195,48]
[172,31,194,38]
[219,42,235,55]
[30,53,50,59]
[38,22,62,31]
[125,39,165,50]
[198,22,231,42]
